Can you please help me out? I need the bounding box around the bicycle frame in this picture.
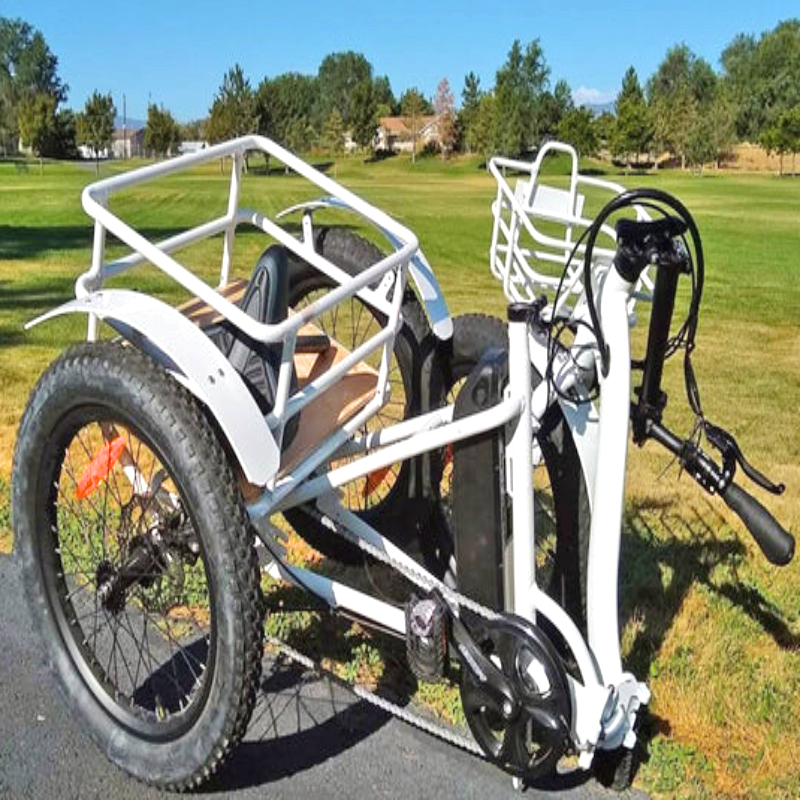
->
[29,135,649,763]
[248,267,646,756]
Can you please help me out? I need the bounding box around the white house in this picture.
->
[178,140,208,155]
[375,115,443,153]
[112,127,145,159]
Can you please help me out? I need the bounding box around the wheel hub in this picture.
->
[95,535,162,614]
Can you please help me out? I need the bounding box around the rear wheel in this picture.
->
[436,314,591,629]
[285,228,434,567]
[12,342,264,790]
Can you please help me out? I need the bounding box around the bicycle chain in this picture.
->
[263,502,504,759]
[265,634,484,756]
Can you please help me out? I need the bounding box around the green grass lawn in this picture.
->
[1,152,799,797]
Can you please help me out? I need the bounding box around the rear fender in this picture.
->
[27,289,280,486]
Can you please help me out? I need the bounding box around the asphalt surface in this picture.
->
[0,554,645,799]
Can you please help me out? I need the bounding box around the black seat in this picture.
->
[209,245,299,447]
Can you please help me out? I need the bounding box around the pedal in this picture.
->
[406,593,449,682]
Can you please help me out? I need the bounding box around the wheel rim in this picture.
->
[290,287,410,514]
[38,407,215,740]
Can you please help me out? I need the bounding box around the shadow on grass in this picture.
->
[0,225,92,260]
[620,495,799,679]
[247,161,334,177]
[0,224,218,262]
[617,494,800,779]
[0,282,75,311]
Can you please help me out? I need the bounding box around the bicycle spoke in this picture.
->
[47,418,214,728]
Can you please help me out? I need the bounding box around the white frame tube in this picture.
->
[585,268,635,684]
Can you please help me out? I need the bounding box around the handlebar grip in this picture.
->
[721,482,795,566]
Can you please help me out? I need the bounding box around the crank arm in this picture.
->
[449,610,520,720]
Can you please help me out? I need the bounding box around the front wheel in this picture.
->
[12,342,264,790]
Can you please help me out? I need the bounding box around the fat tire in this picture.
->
[285,227,434,565]
[436,313,591,629]
[12,342,264,790]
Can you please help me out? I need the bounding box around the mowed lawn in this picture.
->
[1,152,799,798]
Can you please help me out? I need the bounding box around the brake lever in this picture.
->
[704,421,785,495]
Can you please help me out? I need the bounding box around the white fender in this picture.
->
[27,289,280,486]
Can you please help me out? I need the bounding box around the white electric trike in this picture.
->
[11,136,793,791]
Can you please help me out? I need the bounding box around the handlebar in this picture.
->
[720,482,795,566]
[640,415,794,566]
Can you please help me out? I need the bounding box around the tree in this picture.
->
[557,107,598,158]
[781,107,800,175]
[760,125,788,176]
[539,78,574,137]
[76,91,115,174]
[1,17,67,154]
[459,71,483,152]
[469,93,497,162]
[400,88,429,163]
[612,67,653,166]
[594,111,616,148]
[322,108,345,155]
[207,64,258,168]
[686,113,717,174]
[721,21,800,143]
[618,65,646,107]
[494,39,550,156]
[315,51,372,129]
[648,45,713,168]
[180,119,206,141]
[257,72,318,150]
[350,78,377,149]
[144,103,180,158]
[51,108,77,159]
[651,86,697,169]
[705,96,736,168]
[433,77,456,157]
[17,91,56,170]
[762,107,800,176]
[372,75,396,114]
[720,33,758,140]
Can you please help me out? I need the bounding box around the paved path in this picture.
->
[0,555,643,799]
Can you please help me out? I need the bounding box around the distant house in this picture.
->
[375,115,442,153]
[78,143,111,160]
[343,131,359,154]
[112,127,145,159]
[178,140,208,155]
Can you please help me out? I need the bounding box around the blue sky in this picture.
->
[4,1,797,122]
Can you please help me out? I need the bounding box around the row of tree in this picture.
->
[202,54,448,161]
[609,21,800,173]
[3,14,800,172]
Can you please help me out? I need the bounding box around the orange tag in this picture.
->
[75,435,127,500]
[443,444,454,470]
[362,465,391,500]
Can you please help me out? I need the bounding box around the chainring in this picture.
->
[459,613,572,781]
